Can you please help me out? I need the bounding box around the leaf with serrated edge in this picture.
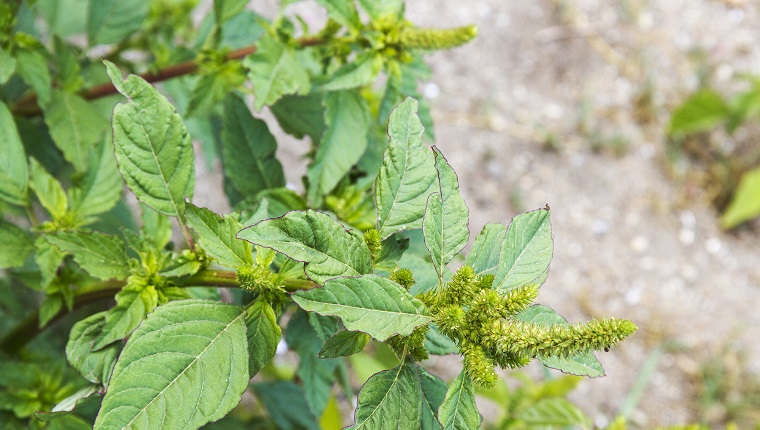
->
[465,223,506,276]
[246,299,280,378]
[517,305,605,377]
[438,371,481,430]
[293,274,430,341]
[93,281,159,350]
[0,220,34,269]
[66,311,120,384]
[69,136,122,221]
[237,209,371,284]
[45,231,130,280]
[493,208,553,292]
[0,101,29,206]
[375,98,437,239]
[348,362,422,429]
[244,34,310,110]
[423,147,469,280]
[104,61,195,219]
[186,202,252,269]
[319,331,370,358]
[93,300,249,429]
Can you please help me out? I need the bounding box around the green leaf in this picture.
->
[307,90,370,204]
[669,89,729,137]
[374,234,410,272]
[43,90,109,172]
[93,279,159,350]
[357,0,404,21]
[139,203,173,251]
[237,209,371,284]
[213,0,248,23]
[720,167,760,228]
[0,102,29,206]
[36,385,100,421]
[517,398,591,427]
[88,0,149,45]
[68,135,122,222]
[315,0,360,28]
[348,362,422,429]
[221,94,285,197]
[44,231,130,280]
[0,48,16,84]
[319,331,370,358]
[16,50,52,106]
[492,208,552,292]
[35,0,88,38]
[438,371,481,430]
[270,92,325,143]
[244,34,310,110]
[185,64,245,118]
[417,366,447,430]
[105,61,195,219]
[517,305,605,377]
[252,382,320,430]
[424,324,458,355]
[375,98,437,239]
[28,158,68,220]
[94,300,249,429]
[423,147,469,280]
[292,274,431,341]
[466,223,506,276]
[186,202,253,269]
[246,298,281,378]
[0,220,34,269]
[321,53,381,91]
[35,235,65,288]
[66,311,120,384]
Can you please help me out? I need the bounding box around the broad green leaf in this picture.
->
[438,371,481,430]
[35,0,88,38]
[105,61,195,219]
[357,0,404,21]
[375,98,437,239]
[237,210,371,284]
[35,235,65,288]
[15,50,51,106]
[492,208,553,292]
[315,0,360,28]
[222,94,285,197]
[252,382,320,430]
[292,274,431,341]
[517,305,605,377]
[93,280,159,350]
[0,49,15,84]
[94,300,249,429]
[0,102,29,206]
[45,231,130,280]
[213,0,248,23]
[309,312,340,342]
[270,92,325,143]
[28,158,68,220]
[66,311,120,384]
[0,220,34,269]
[69,136,122,222]
[244,34,310,110]
[321,54,381,91]
[669,89,729,137]
[53,37,84,92]
[185,64,245,118]
[373,234,410,272]
[43,90,109,172]
[307,90,370,204]
[423,147,469,279]
[517,398,591,427]
[466,223,507,276]
[319,331,370,358]
[246,299,281,378]
[417,366,447,430]
[424,324,458,355]
[186,202,252,269]
[348,362,422,429]
[720,167,760,228]
[88,0,149,45]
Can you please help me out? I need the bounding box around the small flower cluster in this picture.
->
[237,264,286,304]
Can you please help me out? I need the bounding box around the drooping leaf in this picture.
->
[517,305,605,377]
[357,0,404,21]
[517,398,591,427]
[244,34,310,110]
[237,210,371,284]
[94,300,249,430]
[492,208,553,292]
[252,382,320,430]
[221,94,285,197]
[293,274,431,341]
[417,366,447,430]
[68,136,122,222]
[15,50,51,106]
[0,220,34,269]
[105,61,195,219]
[318,331,370,358]
[0,102,29,206]
[321,53,381,91]
[28,158,68,220]
[213,0,248,24]
[0,49,16,84]
[246,298,281,378]
[466,223,507,276]
[93,280,159,350]
[375,98,437,239]
[88,0,149,45]
[43,90,109,172]
[45,231,130,280]
[315,0,360,28]
[307,90,370,205]
[186,202,252,269]
[720,167,760,228]
[422,147,469,280]
[66,311,120,384]
[438,371,481,430]
[36,385,100,422]
[669,89,729,137]
[270,92,325,143]
[348,362,422,429]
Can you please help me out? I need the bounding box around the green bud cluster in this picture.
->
[363,228,382,261]
[386,325,429,362]
[389,268,414,290]
[237,264,285,303]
